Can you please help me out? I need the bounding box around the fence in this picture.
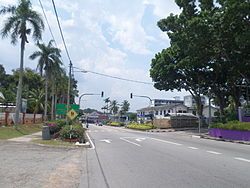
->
[0,113,43,126]
[153,116,198,129]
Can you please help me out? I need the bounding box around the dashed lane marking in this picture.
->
[234,157,250,163]
[188,147,198,150]
[206,151,222,155]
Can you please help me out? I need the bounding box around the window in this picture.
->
[168,110,171,113]
[160,111,162,115]
[163,110,166,115]
[155,111,158,115]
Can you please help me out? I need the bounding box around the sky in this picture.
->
[0,0,190,112]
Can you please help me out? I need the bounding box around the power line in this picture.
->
[51,0,71,62]
[74,67,153,85]
[38,0,57,47]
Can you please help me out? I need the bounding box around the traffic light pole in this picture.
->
[78,91,104,108]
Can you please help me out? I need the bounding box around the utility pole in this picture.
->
[66,61,72,125]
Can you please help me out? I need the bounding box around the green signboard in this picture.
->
[56,104,79,115]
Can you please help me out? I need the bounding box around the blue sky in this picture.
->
[0,0,189,111]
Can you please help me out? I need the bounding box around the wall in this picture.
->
[153,116,198,129]
[0,113,43,126]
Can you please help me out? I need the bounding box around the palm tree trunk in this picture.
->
[14,39,25,125]
[44,71,48,121]
[51,83,55,120]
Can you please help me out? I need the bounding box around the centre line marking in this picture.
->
[120,138,141,147]
[188,147,198,150]
[150,138,182,146]
[206,151,222,155]
[234,157,250,163]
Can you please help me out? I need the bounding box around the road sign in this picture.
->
[56,104,80,115]
[67,109,78,120]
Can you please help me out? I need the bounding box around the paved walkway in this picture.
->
[8,131,42,142]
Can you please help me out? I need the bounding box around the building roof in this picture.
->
[137,103,187,112]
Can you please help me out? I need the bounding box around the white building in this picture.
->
[151,99,183,107]
[137,104,188,121]
[184,95,207,108]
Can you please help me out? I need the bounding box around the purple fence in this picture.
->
[209,128,250,141]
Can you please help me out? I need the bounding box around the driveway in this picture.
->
[0,140,86,188]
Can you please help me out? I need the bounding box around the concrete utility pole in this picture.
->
[66,61,72,125]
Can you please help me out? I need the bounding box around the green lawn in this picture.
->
[0,124,42,139]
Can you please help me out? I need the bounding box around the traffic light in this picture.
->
[101,91,104,97]
[130,93,133,99]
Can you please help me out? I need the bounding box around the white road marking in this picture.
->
[150,138,182,146]
[191,135,201,138]
[100,139,111,144]
[135,138,146,142]
[86,132,95,150]
[206,151,222,155]
[188,147,198,150]
[234,157,250,163]
[120,138,141,147]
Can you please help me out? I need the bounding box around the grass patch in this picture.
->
[210,121,250,131]
[127,123,155,131]
[0,124,42,140]
[32,139,76,147]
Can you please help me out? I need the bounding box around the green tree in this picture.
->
[28,88,44,123]
[0,0,44,124]
[120,100,130,115]
[110,100,119,115]
[29,40,62,121]
[151,0,211,125]
[102,97,111,113]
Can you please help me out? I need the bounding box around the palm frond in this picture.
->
[29,51,42,60]
[0,5,16,15]
[1,16,19,39]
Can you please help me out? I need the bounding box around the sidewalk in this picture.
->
[8,131,42,142]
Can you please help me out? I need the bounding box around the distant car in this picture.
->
[98,122,103,126]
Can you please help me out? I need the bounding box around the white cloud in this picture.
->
[0,0,189,111]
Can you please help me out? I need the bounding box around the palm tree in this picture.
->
[121,100,130,115]
[110,100,119,115]
[50,66,65,120]
[103,97,111,113]
[29,40,62,121]
[0,0,44,124]
[29,88,44,123]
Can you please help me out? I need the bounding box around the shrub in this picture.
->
[109,122,122,126]
[55,119,67,129]
[127,123,155,131]
[209,121,250,131]
[59,124,86,141]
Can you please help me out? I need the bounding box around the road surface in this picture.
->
[80,124,250,188]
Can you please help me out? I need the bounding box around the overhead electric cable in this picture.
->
[51,0,71,62]
[38,0,57,47]
[74,67,153,85]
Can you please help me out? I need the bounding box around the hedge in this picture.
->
[209,121,250,131]
[127,123,155,131]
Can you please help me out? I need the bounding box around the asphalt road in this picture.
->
[81,124,250,188]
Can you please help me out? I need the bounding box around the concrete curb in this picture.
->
[200,134,250,145]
